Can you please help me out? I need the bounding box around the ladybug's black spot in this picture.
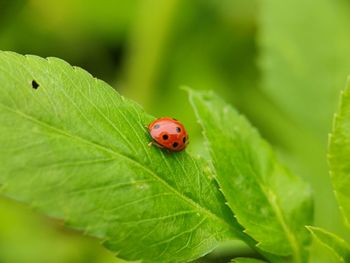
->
[162,134,169,140]
[31,80,39,89]
[173,142,179,148]
[154,124,160,129]
[183,137,186,143]
[176,127,181,133]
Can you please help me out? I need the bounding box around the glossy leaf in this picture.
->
[329,79,350,229]
[189,89,313,262]
[0,51,242,263]
[307,226,350,263]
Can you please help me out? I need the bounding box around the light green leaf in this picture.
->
[0,51,243,263]
[231,258,266,263]
[306,226,350,263]
[329,79,350,229]
[188,90,313,262]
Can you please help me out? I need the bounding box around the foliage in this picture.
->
[1,0,350,262]
[0,51,311,262]
[0,51,245,263]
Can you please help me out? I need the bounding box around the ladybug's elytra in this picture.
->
[148,117,189,152]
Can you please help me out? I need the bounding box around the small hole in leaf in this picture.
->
[31,80,39,89]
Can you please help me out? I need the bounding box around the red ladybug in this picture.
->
[148,117,189,152]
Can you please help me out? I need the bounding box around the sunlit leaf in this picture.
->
[0,51,243,263]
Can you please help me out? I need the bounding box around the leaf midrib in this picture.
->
[265,187,300,261]
[0,102,238,237]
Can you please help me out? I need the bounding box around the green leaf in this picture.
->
[306,226,350,263]
[0,51,242,263]
[231,258,266,263]
[329,79,350,229]
[188,90,313,262]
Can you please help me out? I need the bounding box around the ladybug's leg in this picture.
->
[142,125,150,133]
[148,140,164,149]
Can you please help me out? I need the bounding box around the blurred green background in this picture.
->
[1,0,350,262]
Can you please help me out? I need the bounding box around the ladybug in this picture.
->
[148,117,189,152]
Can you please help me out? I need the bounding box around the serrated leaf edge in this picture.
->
[328,77,350,229]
